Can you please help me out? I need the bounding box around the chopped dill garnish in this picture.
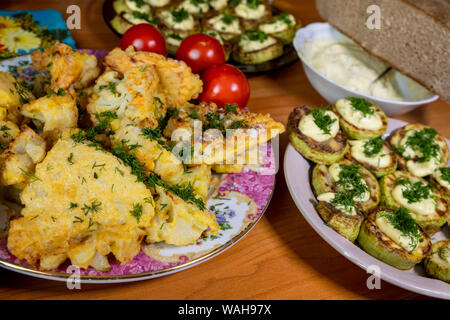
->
[440,167,450,184]
[336,164,369,199]
[171,8,189,22]
[130,203,143,223]
[73,216,84,224]
[396,178,435,203]
[347,97,374,116]
[81,201,102,216]
[363,137,384,157]
[67,153,74,164]
[69,202,78,210]
[311,108,336,135]
[402,128,440,163]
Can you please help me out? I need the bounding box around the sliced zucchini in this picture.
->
[125,0,151,13]
[122,11,156,25]
[232,32,283,64]
[209,0,228,12]
[315,198,363,242]
[204,12,243,42]
[389,123,449,178]
[113,0,133,14]
[332,97,388,140]
[346,137,397,178]
[424,240,450,283]
[430,167,450,207]
[178,0,210,17]
[258,12,300,44]
[110,15,133,35]
[146,0,171,8]
[157,8,200,37]
[312,159,380,213]
[380,171,448,234]
[287,105,348,165]
[232,0,271,31]
[358,207,431,270]
[163,32,186,56]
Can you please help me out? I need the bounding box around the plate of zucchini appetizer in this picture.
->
[103,0,301,73]
[284,96,450,298]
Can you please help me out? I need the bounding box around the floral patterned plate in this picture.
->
[0,53,277,283]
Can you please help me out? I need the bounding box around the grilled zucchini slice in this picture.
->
[380,171,448,234]
[258,12,300,44]
[358,207,431,270]
[157,7,201,38]
[204,12,243,42]
[287,105,348,165]
[424,240,450,283]
[232,31,283,64]
[315,199,363,242]
[110,14,133,35]
[389,123,449,178]
[231,0,271,31]
[430,167,450,207]
[163,32,186,56]
[178,0,210,17]
[312,159,380,213]
[346,137,397,178]
[332,97,388,140]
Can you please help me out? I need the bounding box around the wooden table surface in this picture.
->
[0,0,448,300]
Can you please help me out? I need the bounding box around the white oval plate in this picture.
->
[284,117,450,299]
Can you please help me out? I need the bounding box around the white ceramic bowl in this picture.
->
[293,23,439,116]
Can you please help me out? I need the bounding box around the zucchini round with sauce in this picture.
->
[258,12,300,44]
[163,31,186,56]
[232,31,283,64]
[157,7,201,38]
[424,240,450,283]
[178,0,210,17]
[430,167,450,207]
[380,171,448,235]
[231,0,271,31]
[332,97,388,140]
[312,159,380,213]
[389,123,449,178]
[358,207,431,270]
[204,12,244,42]
[287,105,348,165]
[209,0,229,13]
[315,197,363,242]
[346,137,397,178]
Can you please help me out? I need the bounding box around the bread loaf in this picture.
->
[315,0,450,103]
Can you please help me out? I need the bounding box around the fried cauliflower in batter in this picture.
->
[0,71,34,124]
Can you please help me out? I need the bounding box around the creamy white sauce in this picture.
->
[392,184,436,218]
[208,14,241,34]
[238,34,277,52]
[179,0,209,15]
[259,14,295,33]
[147,0,170,7]
[126,0,151,13]
[160,10,195,30]
[209,0,228,11]
[123,12,151,24]
[302,39,404,101]
[298,111,339,142]
[349,140,391,168]
[433,169,450,190]
[335,98,382,130]
[376,214,415,252]
[317,192,357,216]
[235,1,266,20]
[328,163,370,202]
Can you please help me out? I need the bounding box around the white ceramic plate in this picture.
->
[284,117,450,299]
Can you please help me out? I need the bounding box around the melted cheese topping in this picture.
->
[159,10,195,30]
[317,192,357,216]
[235,1,266,20]
[328,163,370,202]
[335,98,382,130]
[433,169,450,190]
[208,14,241,34]
[392,184,436,218]
[147,0,170,7]
[349,140,391,168]
[179,0,209,15]
[259,14,295,33]
[298,111,339,142]
[238,34,277,52]
[376,214,415,252]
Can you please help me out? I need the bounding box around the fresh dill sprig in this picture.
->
[440,167,450,184]
[311,108,336,135]
[363,137,384,157]
[130,203,143,223]
[396,178,435,203]
[347,97,374,116]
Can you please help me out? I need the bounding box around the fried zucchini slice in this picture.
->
[232,31,283,64]
[430,167,450,207]
[332,97,387,140]
[178,0,210,17]
[258,12,300,44]
[287,105,348,165]
[380,171,448,234]
[312,159,380,213]
[346,137,397,178]
[204,12,244,42]
[232,0,271,31]
[424,240,450,283]
[389,123,448,178]
[316,196,363,242]
[157,7,201,38]
[358,207,431,270]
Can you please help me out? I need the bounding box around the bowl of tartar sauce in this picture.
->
[293,23,439,115]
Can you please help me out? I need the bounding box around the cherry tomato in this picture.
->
[199,64,250,109]
[120,24,167,55]
[176,34,225,73]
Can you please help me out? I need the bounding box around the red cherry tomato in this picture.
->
[120,24,167,55]
[176,34,225,73]
[199,64,250,109]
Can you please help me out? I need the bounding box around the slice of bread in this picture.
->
[315,0,450,103]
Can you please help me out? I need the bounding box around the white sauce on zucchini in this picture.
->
[179,0,209,15]
[317,192,357,216]
[160,10,195,30]
[328,163,370,202]
[123,12,151,25]
[235,1,266,20]
[126,0,151,13]
[259,14,295,33]
[208,14,241,34]
[298,111,339,142]
[376,214,415,252]
[238,34,277,52]
[335,98,383,131]
[209,0,228,11]
[433,169,450,189]
[302,39,404,101]
[392,184,436,218]
[349,140,391,168]
[147,0,170,7]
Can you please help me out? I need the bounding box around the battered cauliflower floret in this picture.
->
[87,65,167,129]
[0,71,34,124]
[31,42,101,91]
[0,125,46,186]
[21,88,78,132]
[104,47,203,108]
[144,185,219,246]
[0,120,20,150]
